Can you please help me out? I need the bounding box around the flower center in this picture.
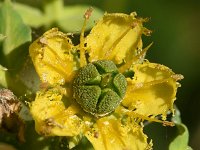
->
[73,60,127,117]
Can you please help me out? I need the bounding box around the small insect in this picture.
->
[73,60,127,117]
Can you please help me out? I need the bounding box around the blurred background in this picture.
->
[1,0,200,149]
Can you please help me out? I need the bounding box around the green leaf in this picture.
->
[172,105,182,124]
[43,0,64,28]
[169,106,192,150]
[0,64,8,87]
[169,124,191,150]
[13,2,44,28]
[0,1,32,95]
[0,34,6,41]
[18,58,40,93]
[187,146,193,150]
[43,0,104,32]
[57,5,103,32]
[0,0,31,56]
[0,64,30,95]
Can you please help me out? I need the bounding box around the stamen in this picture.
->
[80,8,93,67]
[119,42,152,73]
[126,111,174,127]
[84,7,93,20]
[135,43,152,61]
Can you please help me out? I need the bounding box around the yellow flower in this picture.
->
[29,11,183,150]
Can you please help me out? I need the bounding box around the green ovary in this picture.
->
[73,60,127,117]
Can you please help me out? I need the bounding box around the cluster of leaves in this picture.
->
[0,0,191,149]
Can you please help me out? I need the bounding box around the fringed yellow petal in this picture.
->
[29,28,76,85]
[86,13,149,68]
[85,117,152,150]
[122,62,183,120]
[30,88,84,136]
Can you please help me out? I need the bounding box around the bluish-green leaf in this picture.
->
[43,0,63,26]
[172,106,182,124]
[0,0,31,56]
[0,65,8,87]
[169,107,192,150]
[169,124,191,150]
[57,5,103,32]
[42,0,104,32]
[0,0,32,95]
[13,3,44,28]
[0,34,6,41]
[18,59,40,93]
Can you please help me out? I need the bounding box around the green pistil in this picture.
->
[73,60,127,117]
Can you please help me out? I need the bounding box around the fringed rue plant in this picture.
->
[28,9,184,150]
